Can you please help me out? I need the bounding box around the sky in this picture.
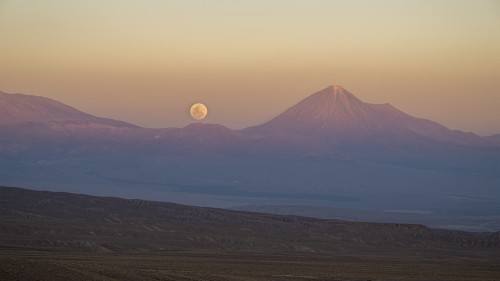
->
[0,0,499,135]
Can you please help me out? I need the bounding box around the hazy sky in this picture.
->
[1,0,499,135]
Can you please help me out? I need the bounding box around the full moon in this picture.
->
[190,103,208,120]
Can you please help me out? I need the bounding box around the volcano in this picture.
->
[244,85,486,148]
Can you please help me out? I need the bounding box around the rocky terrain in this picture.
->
[1,186,500,280]
[1,186,499,254]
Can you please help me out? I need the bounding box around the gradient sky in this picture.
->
[1,0,499,135]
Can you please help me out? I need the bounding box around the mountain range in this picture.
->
[1,85,499,230]
[1,85,495,158]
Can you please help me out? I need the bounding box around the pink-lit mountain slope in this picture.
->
[243,85,488,147]
[0,91,136,130]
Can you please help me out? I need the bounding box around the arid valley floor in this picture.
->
[2,250,500,281]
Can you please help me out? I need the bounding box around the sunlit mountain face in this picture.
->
[244,85,489,149]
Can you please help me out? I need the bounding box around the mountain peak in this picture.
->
[243,85,369,138]
[326,84,345,91]
[312,85,361,104]
[0,91,136,128]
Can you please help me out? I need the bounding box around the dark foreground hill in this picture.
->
[1,186,500,281]
[1,186,499,254]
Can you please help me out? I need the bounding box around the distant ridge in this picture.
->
[488,134,500,141]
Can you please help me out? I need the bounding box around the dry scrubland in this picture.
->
[0,251,500,281]
[1,187,500,280]
[1,251,500,281]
